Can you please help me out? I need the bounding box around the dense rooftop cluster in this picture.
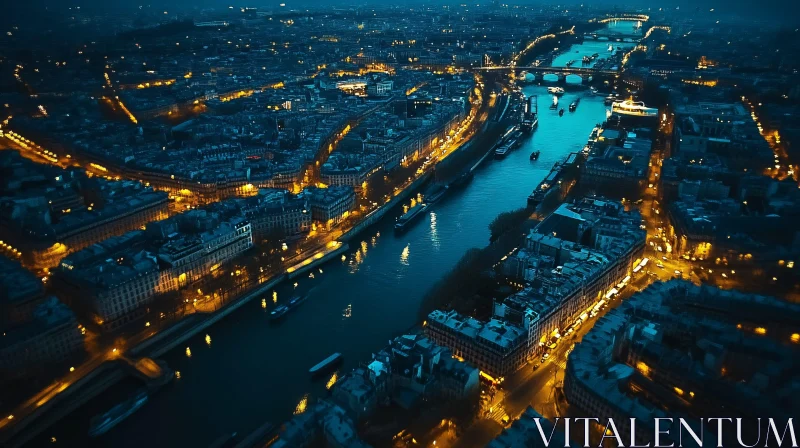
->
[427,197,646,378]
[565,280,800,446]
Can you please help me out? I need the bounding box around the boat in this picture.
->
[549,95,558,109]
[495,131,522,158]
[547,87,565,96]
[530,150,540,161]
[511,132,523,148]
[520,95,538,133]
[590,87,604,96]
[270,304,290,320]
[395,203,428,232]
[208,432,239,448]
[592,53,599,58]
[559,108,565,117]
[611,99,658,117]
[309,353,343,376]
[423,183,448,204]
[604,95,617,105]
[89,390,148,437]
[582,56,591,64]
[495,142,512,158]
[569,99,579,112]
[288,294,306,308]
[450,171,473,189]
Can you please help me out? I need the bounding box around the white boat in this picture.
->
[549,95,559,109]
[547,87,565,96]
[611,99,658,117]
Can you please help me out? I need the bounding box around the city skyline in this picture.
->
[0,2,798,447]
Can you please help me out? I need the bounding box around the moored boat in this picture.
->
[310,353,343,376]
[270,305,290,320]
[530,150,540,161]
[395,203,428,232]
[288,295,306,308]
[89,390,148,437]
[423,184,448,204]
[494,142,512,158]
[450,171,473,189]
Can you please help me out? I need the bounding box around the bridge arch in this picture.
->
[542,73,560,83]
[565,74,584,84]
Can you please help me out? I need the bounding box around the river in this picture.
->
[35,33,634,448]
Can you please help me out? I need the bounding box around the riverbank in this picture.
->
[34,44,621,448]
[2,92,488,447]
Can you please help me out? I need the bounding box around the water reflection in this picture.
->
[348,237,377,274]
[400,244,410,266]
[343,304,352,319]
[205,334,211,347]
[294,394,309,415]
[430,212,439,250]
[326,372,338,390]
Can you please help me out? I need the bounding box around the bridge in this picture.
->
[595,14,649,23]
[583,31,643,41]
[475,65,619,84]
[476,65,618,76]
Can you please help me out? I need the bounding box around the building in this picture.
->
[0,297,84,379]
[57,245,163,330]
[582,128,653,197]
[426,310,527,379]
[271,401,372,448]
[149,209,253,292]
[671,100,772,171]
[238,189,311,242]
[429,198,645,375]
[0,151,169,270]
[330,333,479,421]
[0,255,49,326]
[331,368,380,420]
[55,203,253,331]
[564,280,800,447]
[488,407,575,447]
[303,186,356,228]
